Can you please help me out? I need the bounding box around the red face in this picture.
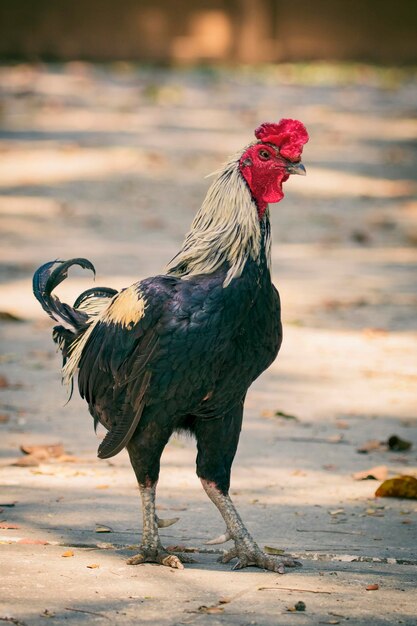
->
[239,119,309,217]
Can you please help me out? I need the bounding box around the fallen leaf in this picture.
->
[363,327,388,338]
[197,606,224,614]
[55,454,79,463]
[287,601,306,612]
[20,443,64,459]
[0,413,10,423]
[18,538,49,545]
[375,475,417,499]
[352,466,388,481]
[274,410,299,421]
[326,434,344,443]
[365,584,379,591]
[61,550,74,557]
[0,375,10,388]
[264,546,285,555]
[335,421,349,430]
[329,509,345,516]
[357,439,384,454]
[95,485,109,490]
[0,523,20,529]
[291,469,307,476]
[12,456,41,467]
[218,597,231,604]
[365,508,384,517]
[387,435,412,452]
[95,525,113,533]
[86,563,99,569]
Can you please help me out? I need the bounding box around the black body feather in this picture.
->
[34,217,281,492]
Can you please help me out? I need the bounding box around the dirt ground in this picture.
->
[0,64,416,626]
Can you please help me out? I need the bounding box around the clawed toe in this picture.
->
[218,546,237,564]
[127,546,188,569]
[219,545,302,573]
[161,554,184,569]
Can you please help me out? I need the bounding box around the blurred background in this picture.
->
[1,0,417,64]
[0,0,416,580]
[1,0,417,424]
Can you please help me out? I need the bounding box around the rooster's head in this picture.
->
[240,119,309,215]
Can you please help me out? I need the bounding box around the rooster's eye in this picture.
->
[259,149,271,161]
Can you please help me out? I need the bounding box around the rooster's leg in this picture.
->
[196,403,300,573]
[201,479,300,573]
[126,422,192,569]
[126,482,186,568]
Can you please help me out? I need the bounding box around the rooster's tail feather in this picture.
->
[33,258,96,331]
[33,259,118,392]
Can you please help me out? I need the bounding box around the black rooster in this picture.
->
[33,119,308,572]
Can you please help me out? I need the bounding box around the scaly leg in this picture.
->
[201,479,300,573]
[195,403,299,572]
[126,419,193,569]
[127,482,186,568]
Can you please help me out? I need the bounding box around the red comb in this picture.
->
[255,119,309,161]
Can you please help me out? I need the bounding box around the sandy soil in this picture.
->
[0,64,416,625]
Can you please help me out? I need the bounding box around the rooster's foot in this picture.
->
[127,546,195,568]
[219,544,301,573]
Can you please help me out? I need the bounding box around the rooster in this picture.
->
[33,119,308,572]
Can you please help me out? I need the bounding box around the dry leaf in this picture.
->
[287,601,306,612]
[274,410,299,421]
[218,597,231,604]
[0,522,20,529]
[61,550,74,557]
[87,563,99,569]
[375,475,417,499]
[387,435,412,452]
[12,456,41,467]
[20,443,64,459]
[55,454,79,463]
[365,584,379,591]
[95,525,113,533]
[357,439,384,454]
[198,606,224,615]
[0,413,10,423]
[264,545,285,555]
[18,538,49,545]
[329,508,345,516]
[352,466,388,481]
[0,375,10,388]
[326,434,344,443]
[292,469,307,476]
[365,508,384,517]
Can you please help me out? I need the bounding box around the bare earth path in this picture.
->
[0,65,416,625]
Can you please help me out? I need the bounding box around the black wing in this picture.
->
[77,273,232,459]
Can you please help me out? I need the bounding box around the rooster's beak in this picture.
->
[286,162,306,176]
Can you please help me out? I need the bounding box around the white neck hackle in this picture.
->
[166,153,268,287]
